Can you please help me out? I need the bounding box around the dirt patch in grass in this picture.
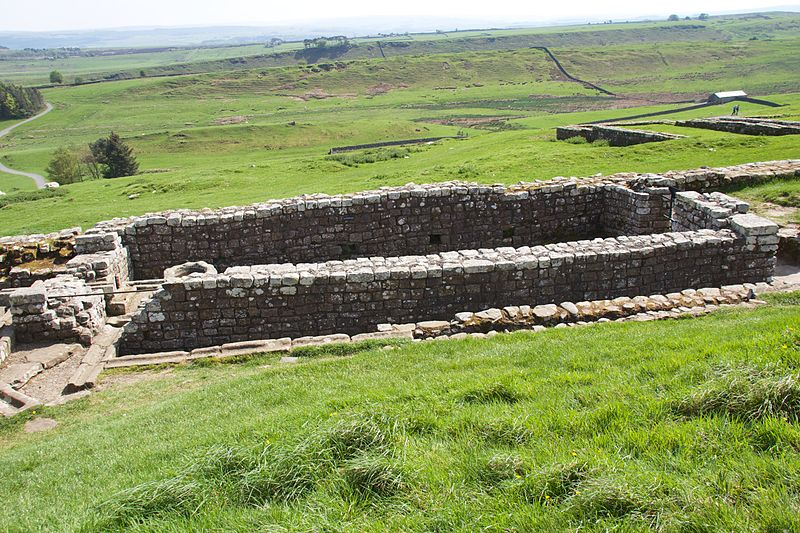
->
[752,202,799,226]
[212,116,249,126]
[281,88,357,101]
[366,82,408,96]
[426,115,524,129]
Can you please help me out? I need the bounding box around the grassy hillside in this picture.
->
[1,299,798,530]
[0,81,798,234]
[2,12,799,85]
[1,15,798,234]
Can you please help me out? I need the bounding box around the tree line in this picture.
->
[0,83,46,119]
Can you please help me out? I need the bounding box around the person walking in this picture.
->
[732,104,740,116]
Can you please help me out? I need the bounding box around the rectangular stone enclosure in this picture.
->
[8,161,794,352]
[105,163,787,354]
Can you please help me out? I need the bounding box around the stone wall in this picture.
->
[602,185,671,235]
[84,160,799,281]
[556,124,684,146]
[674,117,800,136]
[118,181,661,280]
[9,276,106,345]
[0,228,79,289]
[2,160,794,351]
[66,233,131,288]
[625,160,800,192]
[119,221,777,354]
[671,191,749,232]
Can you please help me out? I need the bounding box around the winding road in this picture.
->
[0,102,53,189]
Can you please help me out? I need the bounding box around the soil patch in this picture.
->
[281,88,357,101]
[24,418,57,433]
[426,115,524,129]
[366,82,408,96]
[212,116,249,126]
[19,347,84,404]
[752,202,799,226]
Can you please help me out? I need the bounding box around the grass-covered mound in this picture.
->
[0,295,798,530]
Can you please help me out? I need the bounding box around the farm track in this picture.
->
[0,102,53,189]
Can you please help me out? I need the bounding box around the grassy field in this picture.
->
[1,298,798,530]
[1,33,799,235]
[2,13,799,85]
[1,14,800,532]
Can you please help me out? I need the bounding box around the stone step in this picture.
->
[0,384,41,416]
[0,362,43,389]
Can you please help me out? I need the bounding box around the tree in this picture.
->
[49,70,63,84]
[45,147,83,184]
[668,14,680,21]
[89,132,139,178]
[79,147,103,180]
[698,13,710,20]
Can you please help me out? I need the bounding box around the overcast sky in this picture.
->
[1,0,793,32]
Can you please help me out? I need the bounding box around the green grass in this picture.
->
[3,12,799,85]
[1,60,798,235]
[1,301,799,530]
[0,14,798,235]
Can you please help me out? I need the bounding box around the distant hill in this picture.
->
[1,9,798,49]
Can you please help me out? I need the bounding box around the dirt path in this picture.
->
[0,102,53,189]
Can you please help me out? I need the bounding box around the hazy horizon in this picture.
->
[3,0,799,33]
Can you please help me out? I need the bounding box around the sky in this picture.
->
[0,0,794,32]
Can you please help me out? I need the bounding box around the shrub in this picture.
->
[563,135,589,144]
[45,147,84,184]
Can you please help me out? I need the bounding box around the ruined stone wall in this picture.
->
[119,224,776,354]
[671,191,749,232]
[674,117,800,136]
[86,160,799,281]
[626,160,800,192]
[120,181,643,280]
[9,276,106,345]
[0,228,79,289]
[66,233,131,288]
[556,125,684,146]
[602,185,671,235]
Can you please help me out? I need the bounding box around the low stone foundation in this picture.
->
[2,160,795,357]
[675,117,800,136]
[556,124,684,146]
[0,228,79,289]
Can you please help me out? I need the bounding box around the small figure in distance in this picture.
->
[732,104,740,116]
